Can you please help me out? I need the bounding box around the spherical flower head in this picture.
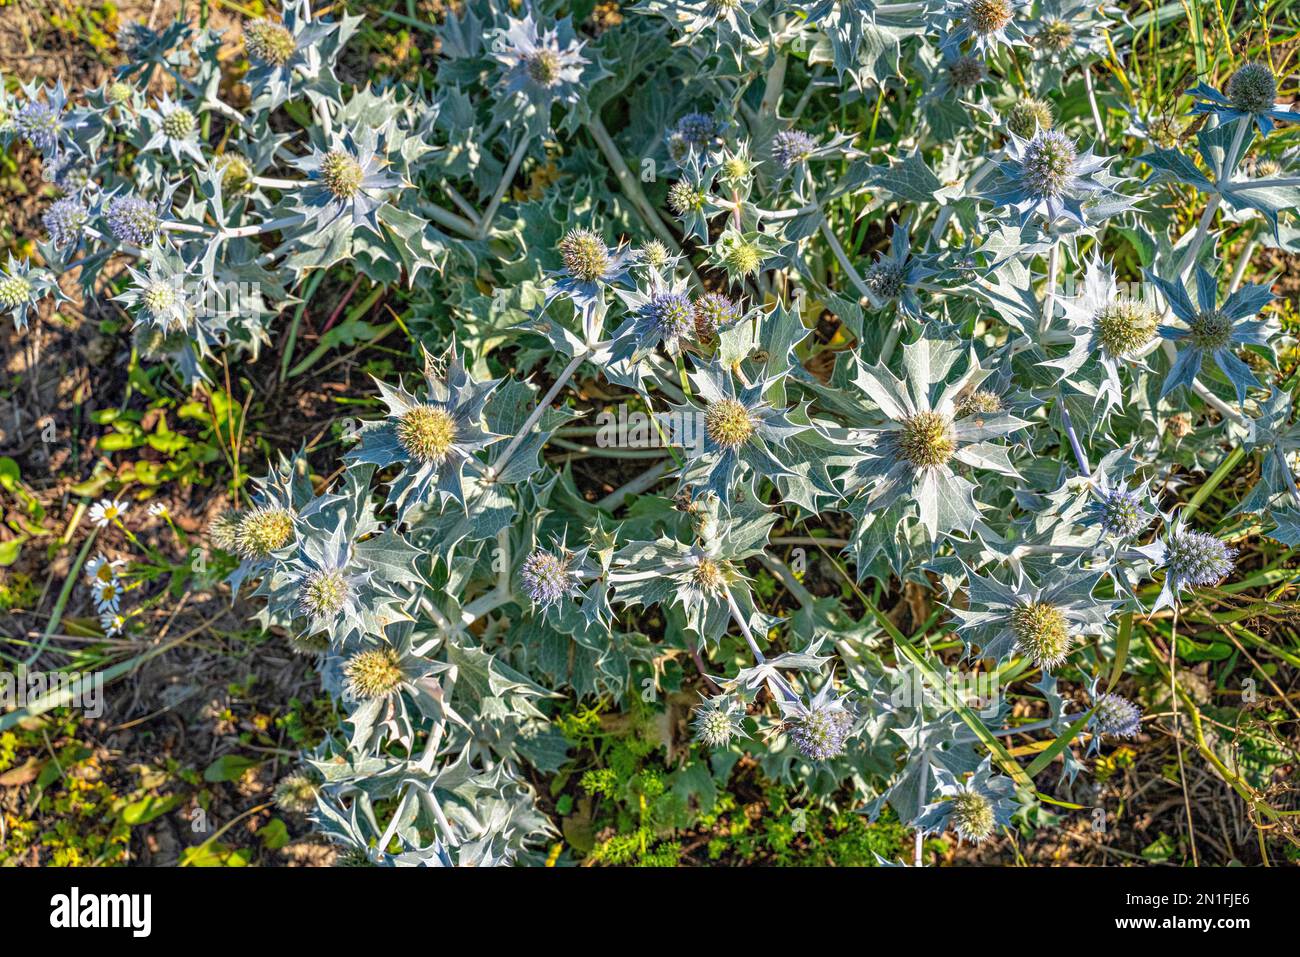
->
[208,509,245,551]
[1005,96,1054,138]
[273,771,318,814]
[525,48,565,87]
[107,195,160,246]
[16,100,60,152]
[43,197,88,248]
[559,227,611,282]
[1092,692,1142,739]
[772,129,817,170]
[1097,487,1146,539]
[694,706,737,748]
[677,112,718,149]
[966,0,1013,35]
[1166,529,1235,588]
[955,389,1003,418]
[320,149,365,200]
[1226,63,1277,115]
[1010,601,1073,669]
[692,557,726,593]
[108,81,133,106]
[520,549,575,608]
[642,240,671,269]
[722,153,754,182]
[234,506,294,558]
[693,292,741,339]
[667,180,707,215]
[724,239,763,276]
[788,705,853,761]
[1034,17,1074,53]
[396,405,458,463]
[950,789,996,842]
[0,274,32,309]
[1254,158,1282,178]
[245,19,297,67]
[948,55,987,88]
[1187,309,1233,351]
[705,398,755,449]
[343,647,404,700]
[218,153,254,194]
[647,291,694,341]
[161,105,196,140]
[1020,129,1077,199]
[1095,300,1157,357]
[142,281,179,319]
[866,260,906,301]
[298,568,351,618]
[897,411,956,469]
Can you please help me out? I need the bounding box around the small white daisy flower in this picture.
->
[84,552,124,585]
[147,501,169,518]
[90,498,129,527]
[92,578,123,613]
[101,611,127,636]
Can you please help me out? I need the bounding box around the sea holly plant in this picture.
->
[839,335,1028,552]
[12,0,1300,868]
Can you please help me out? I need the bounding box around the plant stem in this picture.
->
[1168,606,1201,867]
[1083,66,1106,146]
[475,134,530,239]
[1059,403,1091,477]
[587,114,698,285]
[487,351,586,481]
[1040,244,1059,336]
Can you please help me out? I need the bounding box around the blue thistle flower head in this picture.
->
[609,274,697,366]
[16,99,61,154]
[787,704,853,760]
[519,548,581,609]
[1027,0,1112,65]
[771,129,818,170]
[13,80,85,160]
[981,127,1111,227]
[646,291,694,344]
[1166,529,1236,588]
[1082,465,1156,542]
[1189,63,1296,133]
[692,291,743,340]
[781,683,854,761]
[43,196,89,249]
[1142,518,1237,612]
[106,192,162,246]
[674,112,723,152]
[1149,263,1275,407]
[1091,692,1142,739]
[863,216,933,315]
[238,0,348,109]
[951,563,1114,670]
